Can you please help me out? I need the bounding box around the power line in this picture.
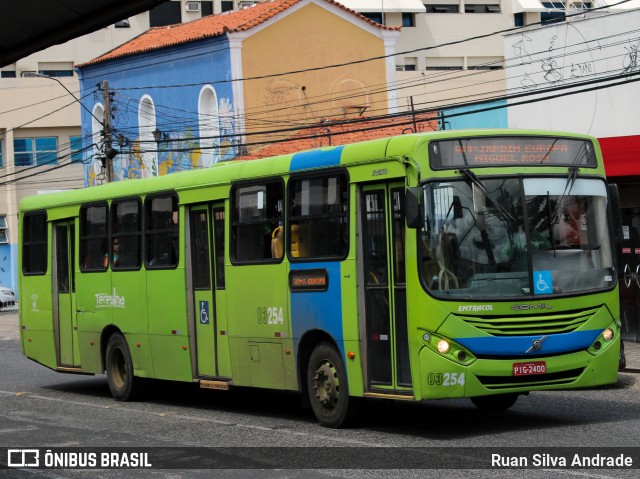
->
[107,0,635,91]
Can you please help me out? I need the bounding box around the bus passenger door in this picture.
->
[360,184,411,393]
[188,204,228,379]
[53,220,79,367]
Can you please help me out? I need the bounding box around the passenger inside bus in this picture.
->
[103,238,119,268]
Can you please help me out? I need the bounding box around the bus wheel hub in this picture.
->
[313,360,339,408]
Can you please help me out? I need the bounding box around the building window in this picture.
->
[138,95,158,176]
[232,181,284,263]
[1,71,16,78]
[541,2,566,23]
[425,66,463,71]
[201,1,213,15]
[221,1,233,12]
[514,12,524,26]
[149,1,182,27]
[0,216,7,244]
[0,140,3,168]
[22,212,47,275]
[38,70,73,77]
[361,12,384,24]
[402,13,416,27]
[70,136,83,163]
[198,85,220,167]
[570,1,591,9]
[13,137,58,166]
[288,173,349,260]
[465,4,502,13]
[425,5,460,13]
[114,18,130,28]
[145,195,178,269]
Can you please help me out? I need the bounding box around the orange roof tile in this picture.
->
[238,112,439,160]
[79,0,399,67]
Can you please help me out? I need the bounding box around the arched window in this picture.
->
[92,103,105,175]
[138,95,158,176]
[198,86,220,167]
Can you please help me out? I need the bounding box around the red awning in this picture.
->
[598,135,640,178]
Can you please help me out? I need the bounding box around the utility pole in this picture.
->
[102,80,113,183]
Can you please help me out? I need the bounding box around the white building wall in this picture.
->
[504,9,640,137]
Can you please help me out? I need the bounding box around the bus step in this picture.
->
[55,366,88,375]
[199,379,232,391]
[364,392,415,400]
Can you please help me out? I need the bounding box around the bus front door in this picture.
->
[188,204,229,379]
[53,220,79,368]
[360,184,412,394]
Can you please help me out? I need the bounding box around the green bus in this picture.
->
[19,130,621,427]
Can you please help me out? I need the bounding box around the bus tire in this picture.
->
[306,342,355,428]
[471,393,518,411]
[105,333,143,401]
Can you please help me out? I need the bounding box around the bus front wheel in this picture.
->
[306,342,355,428]
[105,333,143,401]
[471,393,518,411]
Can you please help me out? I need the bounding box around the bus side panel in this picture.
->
[214,291,232,378]
[147,268,190,382]
[226,263,292,389]
[76,331,102,373]
[76,272,112,337]
[341,258,364,397]
[20,276,56,369]
[112,270,152,376]
[290,261,366,395]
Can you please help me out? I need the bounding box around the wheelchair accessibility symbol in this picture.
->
[200,300,210,325]
[533,271,553,295]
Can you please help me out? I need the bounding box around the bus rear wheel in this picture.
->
[307,342,355,428]
[471,393,518,411]
[105,333,143,401]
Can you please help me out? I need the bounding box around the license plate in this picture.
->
[513,361,546,376]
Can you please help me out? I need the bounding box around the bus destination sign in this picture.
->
[429,137,597,169]
[289,269,329,292]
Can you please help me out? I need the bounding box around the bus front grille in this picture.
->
[462,307,599,336]
[476,368,584,389]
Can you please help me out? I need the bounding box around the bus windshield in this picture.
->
[420,176,615,298]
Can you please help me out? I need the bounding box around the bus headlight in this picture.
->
[419,329,475,365]
[587,323,617,355]
[437,339,450,354]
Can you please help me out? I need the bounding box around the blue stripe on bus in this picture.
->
[290,146,344,172]
[290,262,344,355]
[454,329,603,357]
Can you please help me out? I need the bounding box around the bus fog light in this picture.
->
[602,328,613,342]
[457,351,467,361]
[593,341,601,351]
[423,333,431,342]
[437,339,450,354]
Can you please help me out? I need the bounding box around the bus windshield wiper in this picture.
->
[550,165,579,225]
[458,168,517,224]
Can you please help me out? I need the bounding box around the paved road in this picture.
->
[1,307,640,478]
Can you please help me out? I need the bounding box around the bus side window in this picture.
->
[145,195,178,269]
[288,173,348,260]
[231,181,283,263]
[80,203,108,272]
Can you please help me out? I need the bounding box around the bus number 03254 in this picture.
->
[257,307,284,325]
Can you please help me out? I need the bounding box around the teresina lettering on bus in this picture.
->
[458,305,493,312]
[95,288,126,308]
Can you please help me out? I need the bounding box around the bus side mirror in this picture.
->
[406,187,423,229]
[608,183,623,245]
